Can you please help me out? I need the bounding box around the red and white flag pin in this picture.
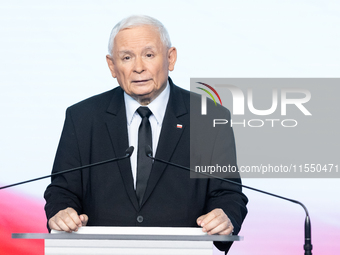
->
[176,124,183,129]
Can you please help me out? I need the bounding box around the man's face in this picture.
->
[106,25,177,105]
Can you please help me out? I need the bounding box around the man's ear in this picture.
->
[167,47,177,72]
[106,55,116,78]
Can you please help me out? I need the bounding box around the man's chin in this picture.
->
[131,92,154,106]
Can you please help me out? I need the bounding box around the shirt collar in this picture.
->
[124,80,170,125]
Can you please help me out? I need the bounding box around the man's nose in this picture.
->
[134,56,145,74]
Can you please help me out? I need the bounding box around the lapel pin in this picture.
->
[176,124,183,129]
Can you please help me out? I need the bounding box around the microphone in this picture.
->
[146,146,312,255]
[0,146,134,190]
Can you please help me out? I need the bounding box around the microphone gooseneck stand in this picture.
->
[146,147,312,255]
[0,146,134,190]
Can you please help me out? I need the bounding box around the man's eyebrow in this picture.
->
[117,46,157,55]
[143,46,156,50]
[118,50,133,55]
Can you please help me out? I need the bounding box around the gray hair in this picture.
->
[108,15,172,55]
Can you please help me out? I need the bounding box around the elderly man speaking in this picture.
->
[44,15,248,253]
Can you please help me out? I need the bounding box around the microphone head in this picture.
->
[145,145,153,157]
[125,146,134,157]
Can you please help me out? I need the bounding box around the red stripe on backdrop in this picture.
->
[0,188,47,255]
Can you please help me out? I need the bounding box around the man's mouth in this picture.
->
[132,79,151,83]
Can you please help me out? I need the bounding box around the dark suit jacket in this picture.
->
[44,78,247,252]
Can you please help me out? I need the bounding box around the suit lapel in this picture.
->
[141,79,188,207]
[105,87,139,211]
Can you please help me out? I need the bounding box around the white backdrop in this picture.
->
[1,1,339,254]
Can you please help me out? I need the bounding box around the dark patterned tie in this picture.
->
[136,106,153,206]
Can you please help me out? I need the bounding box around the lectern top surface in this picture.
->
[13,227,243,242]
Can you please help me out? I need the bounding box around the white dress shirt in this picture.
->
[124,81,170,189]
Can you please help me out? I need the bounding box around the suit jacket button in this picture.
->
[137,215,143,223]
